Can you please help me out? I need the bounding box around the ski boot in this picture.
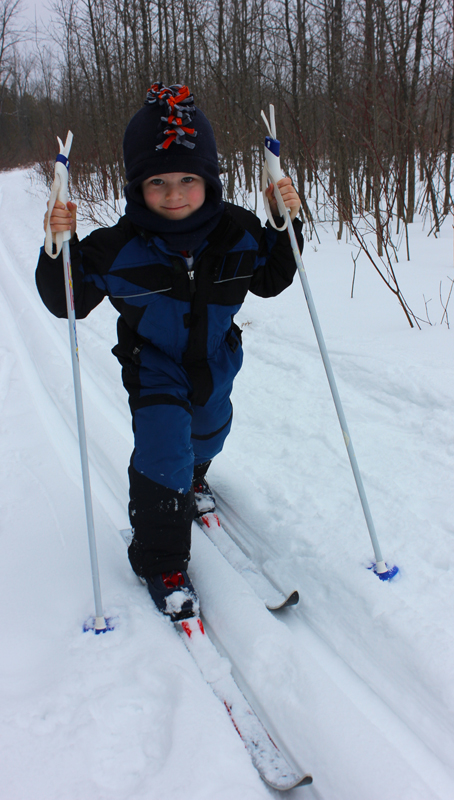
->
[192,461,215,517]
[193,476,216,517]
[146,570,199,622]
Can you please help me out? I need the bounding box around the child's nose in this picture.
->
[166,184,181,198]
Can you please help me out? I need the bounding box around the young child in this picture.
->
[36,83,302,622]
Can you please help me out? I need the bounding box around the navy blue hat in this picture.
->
[124,84,223,213]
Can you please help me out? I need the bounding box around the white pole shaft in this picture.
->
[62,240,106,625]
[285,212,387,572]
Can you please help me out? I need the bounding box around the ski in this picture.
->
[196,510,299,611]
[118,528,311,788]
[176,614,313,791]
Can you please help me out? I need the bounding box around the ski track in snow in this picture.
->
[1,168,454,799]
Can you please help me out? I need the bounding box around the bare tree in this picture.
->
[13,0,451,301]
[0,0,24,96]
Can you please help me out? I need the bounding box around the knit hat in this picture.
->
[123,84,224,249]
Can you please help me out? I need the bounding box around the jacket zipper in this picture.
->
[186,254,196,298]
[188,269,195,296]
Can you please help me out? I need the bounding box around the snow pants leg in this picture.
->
[123,337,242,578]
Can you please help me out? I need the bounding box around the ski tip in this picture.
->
[264,772,313,791]
[284,589,300,607]
[83,616,116,634]
[368,563,399,581]
[266,589,300,611]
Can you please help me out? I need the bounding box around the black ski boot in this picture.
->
[192,461,215,517]
[146,570,199,621]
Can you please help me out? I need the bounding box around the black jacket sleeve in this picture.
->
[35,235,106,319]
[223,203,303,299]
[249,217,303,298]
[35,217,135,319]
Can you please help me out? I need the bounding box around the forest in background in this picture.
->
[1,0,454,318]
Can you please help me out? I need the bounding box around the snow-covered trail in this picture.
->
[1,168,454,799]
[0,173,273,800]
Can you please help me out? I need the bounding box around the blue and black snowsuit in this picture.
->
[36,202,303,577]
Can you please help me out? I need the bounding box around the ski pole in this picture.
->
[45,133,113,629]
[261,106,398,581]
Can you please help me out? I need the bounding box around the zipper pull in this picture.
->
[188,269,196,296]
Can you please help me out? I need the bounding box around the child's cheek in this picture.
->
[192,185,206,206]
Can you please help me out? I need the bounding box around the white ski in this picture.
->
[118,528,312,789]
[197,510,299,611]
[177,615,313,791]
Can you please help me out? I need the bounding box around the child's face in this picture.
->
[142,173,206,219]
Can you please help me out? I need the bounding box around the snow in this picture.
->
[1,167,454,799]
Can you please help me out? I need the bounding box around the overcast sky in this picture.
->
[21,0,53,28]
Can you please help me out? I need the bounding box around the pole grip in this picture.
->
[44,132,73,259]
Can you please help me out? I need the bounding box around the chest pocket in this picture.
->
[108,263,173,298]
[210,250,256,305]
[214,251,255,284]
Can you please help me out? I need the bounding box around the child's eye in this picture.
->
[150,178,164,185]
[181,176,194,183]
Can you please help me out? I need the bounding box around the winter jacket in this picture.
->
[36,202,303,405]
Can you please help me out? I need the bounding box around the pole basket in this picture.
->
[369,563,399,581]
[83,616,116,634]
